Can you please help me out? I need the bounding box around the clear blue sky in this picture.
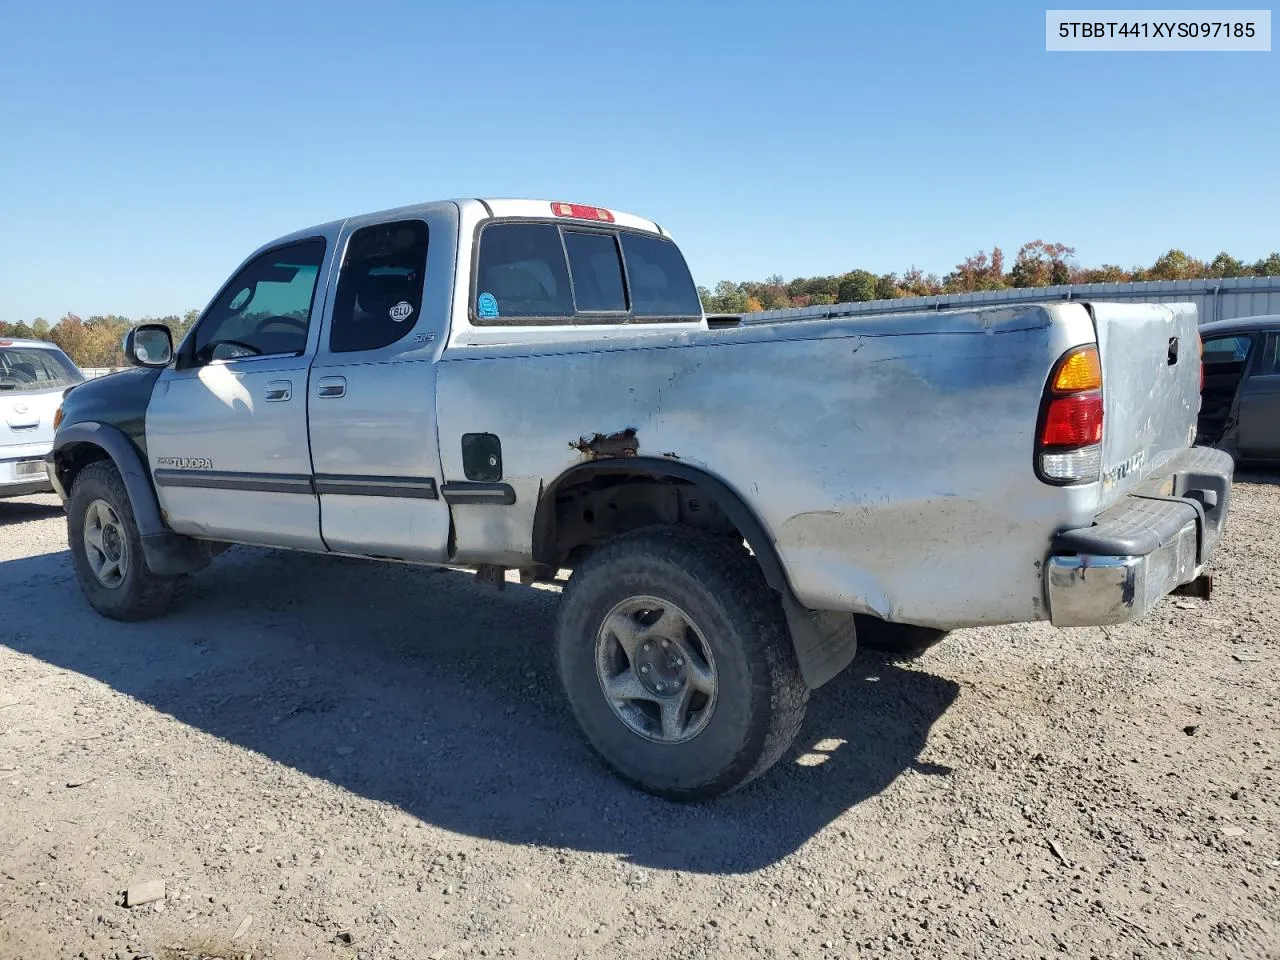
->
[1,0,1275,321]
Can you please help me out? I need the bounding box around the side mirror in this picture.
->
[124,324,173,368]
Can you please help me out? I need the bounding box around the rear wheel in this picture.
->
[67,460,184,621]
[556,526,808,800]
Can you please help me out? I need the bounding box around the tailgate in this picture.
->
[1089,301,1201,499]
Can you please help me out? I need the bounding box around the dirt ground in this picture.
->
[1,475,1277,960]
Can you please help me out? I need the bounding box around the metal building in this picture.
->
[740,275,1280,325]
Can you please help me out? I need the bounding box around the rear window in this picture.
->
[564,232,627,313]
[473,221,701,324]
[620,232,703,318]
[474,223,573,319]
[0,346,83,394]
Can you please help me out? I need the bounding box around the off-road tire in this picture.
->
[556,526,808,800]
[67,460,185,621]
[854,614,949,659]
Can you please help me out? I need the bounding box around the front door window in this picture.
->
[190,240,326,365]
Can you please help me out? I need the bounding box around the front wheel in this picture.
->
[67,460,184,621]
[556,527,808,800]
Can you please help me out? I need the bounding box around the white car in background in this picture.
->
[1,338,85,498]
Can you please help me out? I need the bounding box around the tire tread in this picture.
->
[67,460,184,621]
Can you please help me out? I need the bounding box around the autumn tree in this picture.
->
[1252,252,1280,276]
[1073,264,1131,284]
[1148,249,1206,281]
[1206,252,1248,277]
[48,315,91,363]
[754,275,791,310]
[1009,240,1076,288]
[0,321,38,339]
[698,280,749,314]
[803,276,839,301]
[899,267,942,298]
[837,270,878,302]
[84,315,133,366]
[945,247,1006,293]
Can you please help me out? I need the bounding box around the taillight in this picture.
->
[1042,393,1103,446]
[1037,344,1103,484]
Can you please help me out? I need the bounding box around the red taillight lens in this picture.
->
[1037,343,1104,484]
[1041,391,1103,447]
[551,202,615,223]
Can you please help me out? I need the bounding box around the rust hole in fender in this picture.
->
[570,427,639,459]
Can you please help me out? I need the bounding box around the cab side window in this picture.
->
[330,220,429,353]
[191,240,325,365]
[1202,335,1251,366]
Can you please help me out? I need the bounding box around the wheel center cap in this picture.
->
[102,527,121,561]
[635,638,687,697]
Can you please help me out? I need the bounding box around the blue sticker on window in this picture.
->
[477,292,499,319]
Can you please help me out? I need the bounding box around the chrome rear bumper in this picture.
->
[1045,447,1232,627]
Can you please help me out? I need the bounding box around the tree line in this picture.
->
[697,243,1280,314]
[0,311,199,368]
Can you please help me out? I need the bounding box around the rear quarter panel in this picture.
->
[437,303,1106,628]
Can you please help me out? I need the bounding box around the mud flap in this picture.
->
[781,594,858,689]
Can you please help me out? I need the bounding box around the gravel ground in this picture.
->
[1,476,1277,960]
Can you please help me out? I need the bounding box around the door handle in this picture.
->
[264,380,292,402]
[317,376,346,399]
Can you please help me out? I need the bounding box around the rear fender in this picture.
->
[533,457,857,689]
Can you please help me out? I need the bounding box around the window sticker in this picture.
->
[477,291,499,319]
[389,301,414,322]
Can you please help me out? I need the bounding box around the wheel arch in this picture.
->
[53,421,213,576]
[534,458,858,691]
[531,457,791,595]
[53,422,166,537]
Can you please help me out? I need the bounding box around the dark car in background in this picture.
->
[1198,315,1280,462]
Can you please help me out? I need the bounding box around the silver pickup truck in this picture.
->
[48,198,1233,799]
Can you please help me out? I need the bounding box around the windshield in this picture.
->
[0,345,84,394]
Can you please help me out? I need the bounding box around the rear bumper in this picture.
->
[0,449,55,497]
[1045,446,1232,627]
